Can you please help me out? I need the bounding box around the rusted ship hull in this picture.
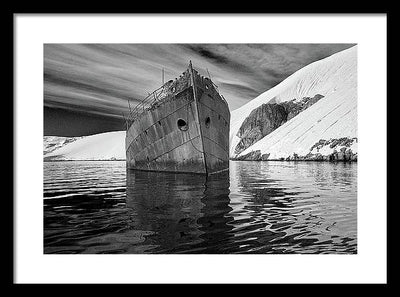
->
[125,64,230,175]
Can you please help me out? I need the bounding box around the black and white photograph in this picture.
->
[43,43,357,254]
[14,14,387,284]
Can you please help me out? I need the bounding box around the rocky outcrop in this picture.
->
[235,150,262,161]
[234,150,272,161]
[43,136,83,155]
[309,137,357,152]
[234,94,324,155]
[328,147,357,162]
[233,137,357,162]
[234,103,288,154]
[283,94,324,121]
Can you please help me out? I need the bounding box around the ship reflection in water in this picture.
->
[125,170,233,253]
[44,161,357,254]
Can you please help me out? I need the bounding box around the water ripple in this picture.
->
[44,160,357,254]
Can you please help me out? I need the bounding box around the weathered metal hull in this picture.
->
[126,69,230,175]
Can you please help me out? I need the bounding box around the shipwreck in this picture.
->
[125,61,230,175]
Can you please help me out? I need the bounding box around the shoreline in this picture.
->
[43,159,125,162]
[43,158,356,163]
[230,159,357,163]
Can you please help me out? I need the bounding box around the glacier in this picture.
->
[230,45,357,161]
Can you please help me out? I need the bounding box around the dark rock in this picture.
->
[234,94,325,154]
[235,150,262,161]
[310,139,327,152]
[310,137,357,158]
[351,153,358,161]
[337,151,344,161]
[328,148,357,162]
[282,94,325,121]
[235,103,288,154]
[329,139,340,148]
[302,152,325,161]
[327,137,357,149]
[234,136,358,162]
[261,153,270,160]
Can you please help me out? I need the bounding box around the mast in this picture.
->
[206,68,212,80]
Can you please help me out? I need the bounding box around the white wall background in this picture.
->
[15,14,387,284]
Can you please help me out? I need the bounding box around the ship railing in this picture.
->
[127,85,166,126]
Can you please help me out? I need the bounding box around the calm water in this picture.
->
[44,160,357,254]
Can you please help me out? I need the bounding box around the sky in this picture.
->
[44,43,355,136]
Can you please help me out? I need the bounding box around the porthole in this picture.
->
[205,117,211,128]
[158,121,162,126]
[205,84,209,90]
[177,119,189,131]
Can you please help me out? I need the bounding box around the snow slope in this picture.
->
[231,45,357,159]
[44,131,126,161]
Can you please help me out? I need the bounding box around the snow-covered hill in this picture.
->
[230,45,357,161]
[44,131,126,161]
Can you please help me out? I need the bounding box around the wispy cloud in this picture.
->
[44,43,355,121]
